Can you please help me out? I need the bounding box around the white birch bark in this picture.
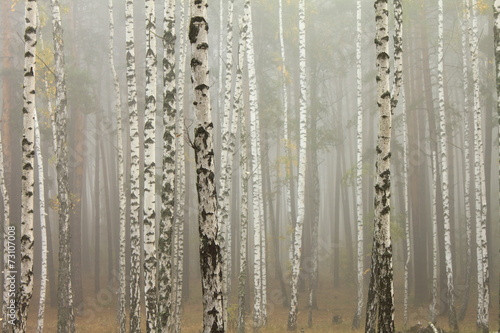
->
[173,2,189,331]
[125,0,141,330]
[143,0,158,330]
[402,88,410,328]
[16,1,37,331]
[34,111,48,333]
[459,0,473,320]
[430,152,438,324]
[236,18,248,333]
[218,1,235,326]
[243,0,266,328]
[159,0,176,330]
[437,1,459,330]
[190,1,225,331]
[108,0,126,331]
[287,0,307,330]
[352,0,364,329]
[0,119,10,333]
[365,1,395,332]
[51,0,75,331]
[470,1,489,331]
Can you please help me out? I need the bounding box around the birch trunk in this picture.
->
[459,0,472,320]
[365,1,397,332]
[243,0,266,328]
[51,0,75,331]
[173,1,189,331]
[107,0,126,330]
[0,114,10,333]
[352,0,364,328]
[493,1,500,329]
[430,152,438,324]
[287,0,307,330]
[218,1,235,326]
[190,1,225,331]
[470,1,489,331]
[159,0,176,330]
[16,1,37,331]
[402,88,410,328]
[437,1,459,330]
[125,0,141,329]
[236,18,248,333]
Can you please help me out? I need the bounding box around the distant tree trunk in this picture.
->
[15,1,37,331]
[189,1,225,331]
[51,0,75,331]
[459,0,472,321]
[143,0,158,331]
[94,128,101,295]
[218,1,235,326]
[437,0,458,331]
[158,0,176,330]
[470,1,489,331]
[235,19,248,333]
[107,0,126,330]
[125,0,141,329]
[352,0,364,329]
[430,152,438,324]
[493,0,500,329]
[287,0,307,330]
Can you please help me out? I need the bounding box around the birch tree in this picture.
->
[430,152,438,324]
[51,0,75,330]
[236,17,248,333]
[242,0,266,327]
[34,111,48,333]
[15,0,37,331]
[437,0,459,330]
[158,0,176,330]
[107,0,126,330]
[125,0,141,329]
[287,0,307,330]
[352,0,364,328]
[365,0,402,332]
[402,88,410,328]
[189,1,225,331]
[470,1,489,331]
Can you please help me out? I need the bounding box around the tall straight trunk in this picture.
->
[287,0,307,330]
[459,0,472,320]
[107,0,126,330]
[493,0,500,329]
[125,0,141,329]
[242,0,266,328]
[51,0,75,331]
[218,1,235,326]
[470,1,489,331]
[430,152,438,324]
[235,19,248,333]
[189,1,225,331]
[173,2,189,331]
[402,88,410,328]
[158,0,176,330]
[437,1,458,331]
[143,0,158,330]
[0,114,11,333]
[16,1,38,331]
[94,127,101,294]
[352,0,364,329]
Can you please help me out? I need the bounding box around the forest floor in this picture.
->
[24,276,499,332]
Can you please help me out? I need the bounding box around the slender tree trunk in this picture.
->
[15,0,38,331]
[352,0,364,328]
[287,0,307,330]
[107,0,126,330]
[402,88,410,329]
[51,0,75,330]
[125,0,141,329]
[430,152,438,324]
[235,19,248,333]
[459,0,472,320]
[190,1,225,331]
[94,127,101,295]
[158,0,176,330]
